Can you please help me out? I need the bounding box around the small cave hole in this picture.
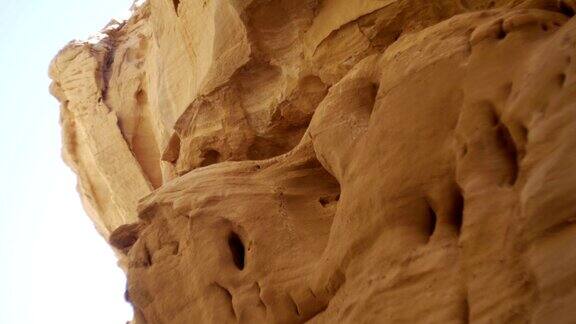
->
[496,124,519,185]
[453,191,464,234]
[557,73,567,87]
[496,28,506,40]
[496,20,506,40]
[228,232,245,270]
[426,202,438,240]
[359,82,380,117]
[109,223,141,252]
[172,0,180,13]
[559,1,575,17]
[200,149,221,167]
[319,194,340,207]
[459,144,468,158]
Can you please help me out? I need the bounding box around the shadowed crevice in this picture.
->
[228,232,246,270]
[172,0,180,14]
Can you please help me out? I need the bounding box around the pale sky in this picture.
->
[0,0,136,323]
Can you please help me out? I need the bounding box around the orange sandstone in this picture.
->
[50,0,576,323]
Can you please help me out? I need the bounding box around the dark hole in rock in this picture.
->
[496,124,519,185]
[557,73,567,87]
[426,203,438,239]
[200,149,221,167]
[109,223,141,251]
[453,191,464,233]
[460,144,468,157]
[172,0,180,13]
[497,27,506,40]
[559,1,575,17]
[228,232,245,270]
[319,194,340,207]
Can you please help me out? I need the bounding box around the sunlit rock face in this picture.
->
[49,0,576,323]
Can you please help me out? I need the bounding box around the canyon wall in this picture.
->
[49,0,576,323]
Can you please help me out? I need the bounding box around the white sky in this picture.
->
[0,0,136,323]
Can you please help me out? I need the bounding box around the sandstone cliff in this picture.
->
[50,0,576,323]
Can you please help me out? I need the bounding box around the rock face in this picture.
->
[49,0,576,323]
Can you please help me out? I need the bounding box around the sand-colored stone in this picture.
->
[50,0,576,323]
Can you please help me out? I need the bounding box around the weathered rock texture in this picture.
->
[50,0,576,323]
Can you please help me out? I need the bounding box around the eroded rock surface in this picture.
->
[50,0,576,323]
